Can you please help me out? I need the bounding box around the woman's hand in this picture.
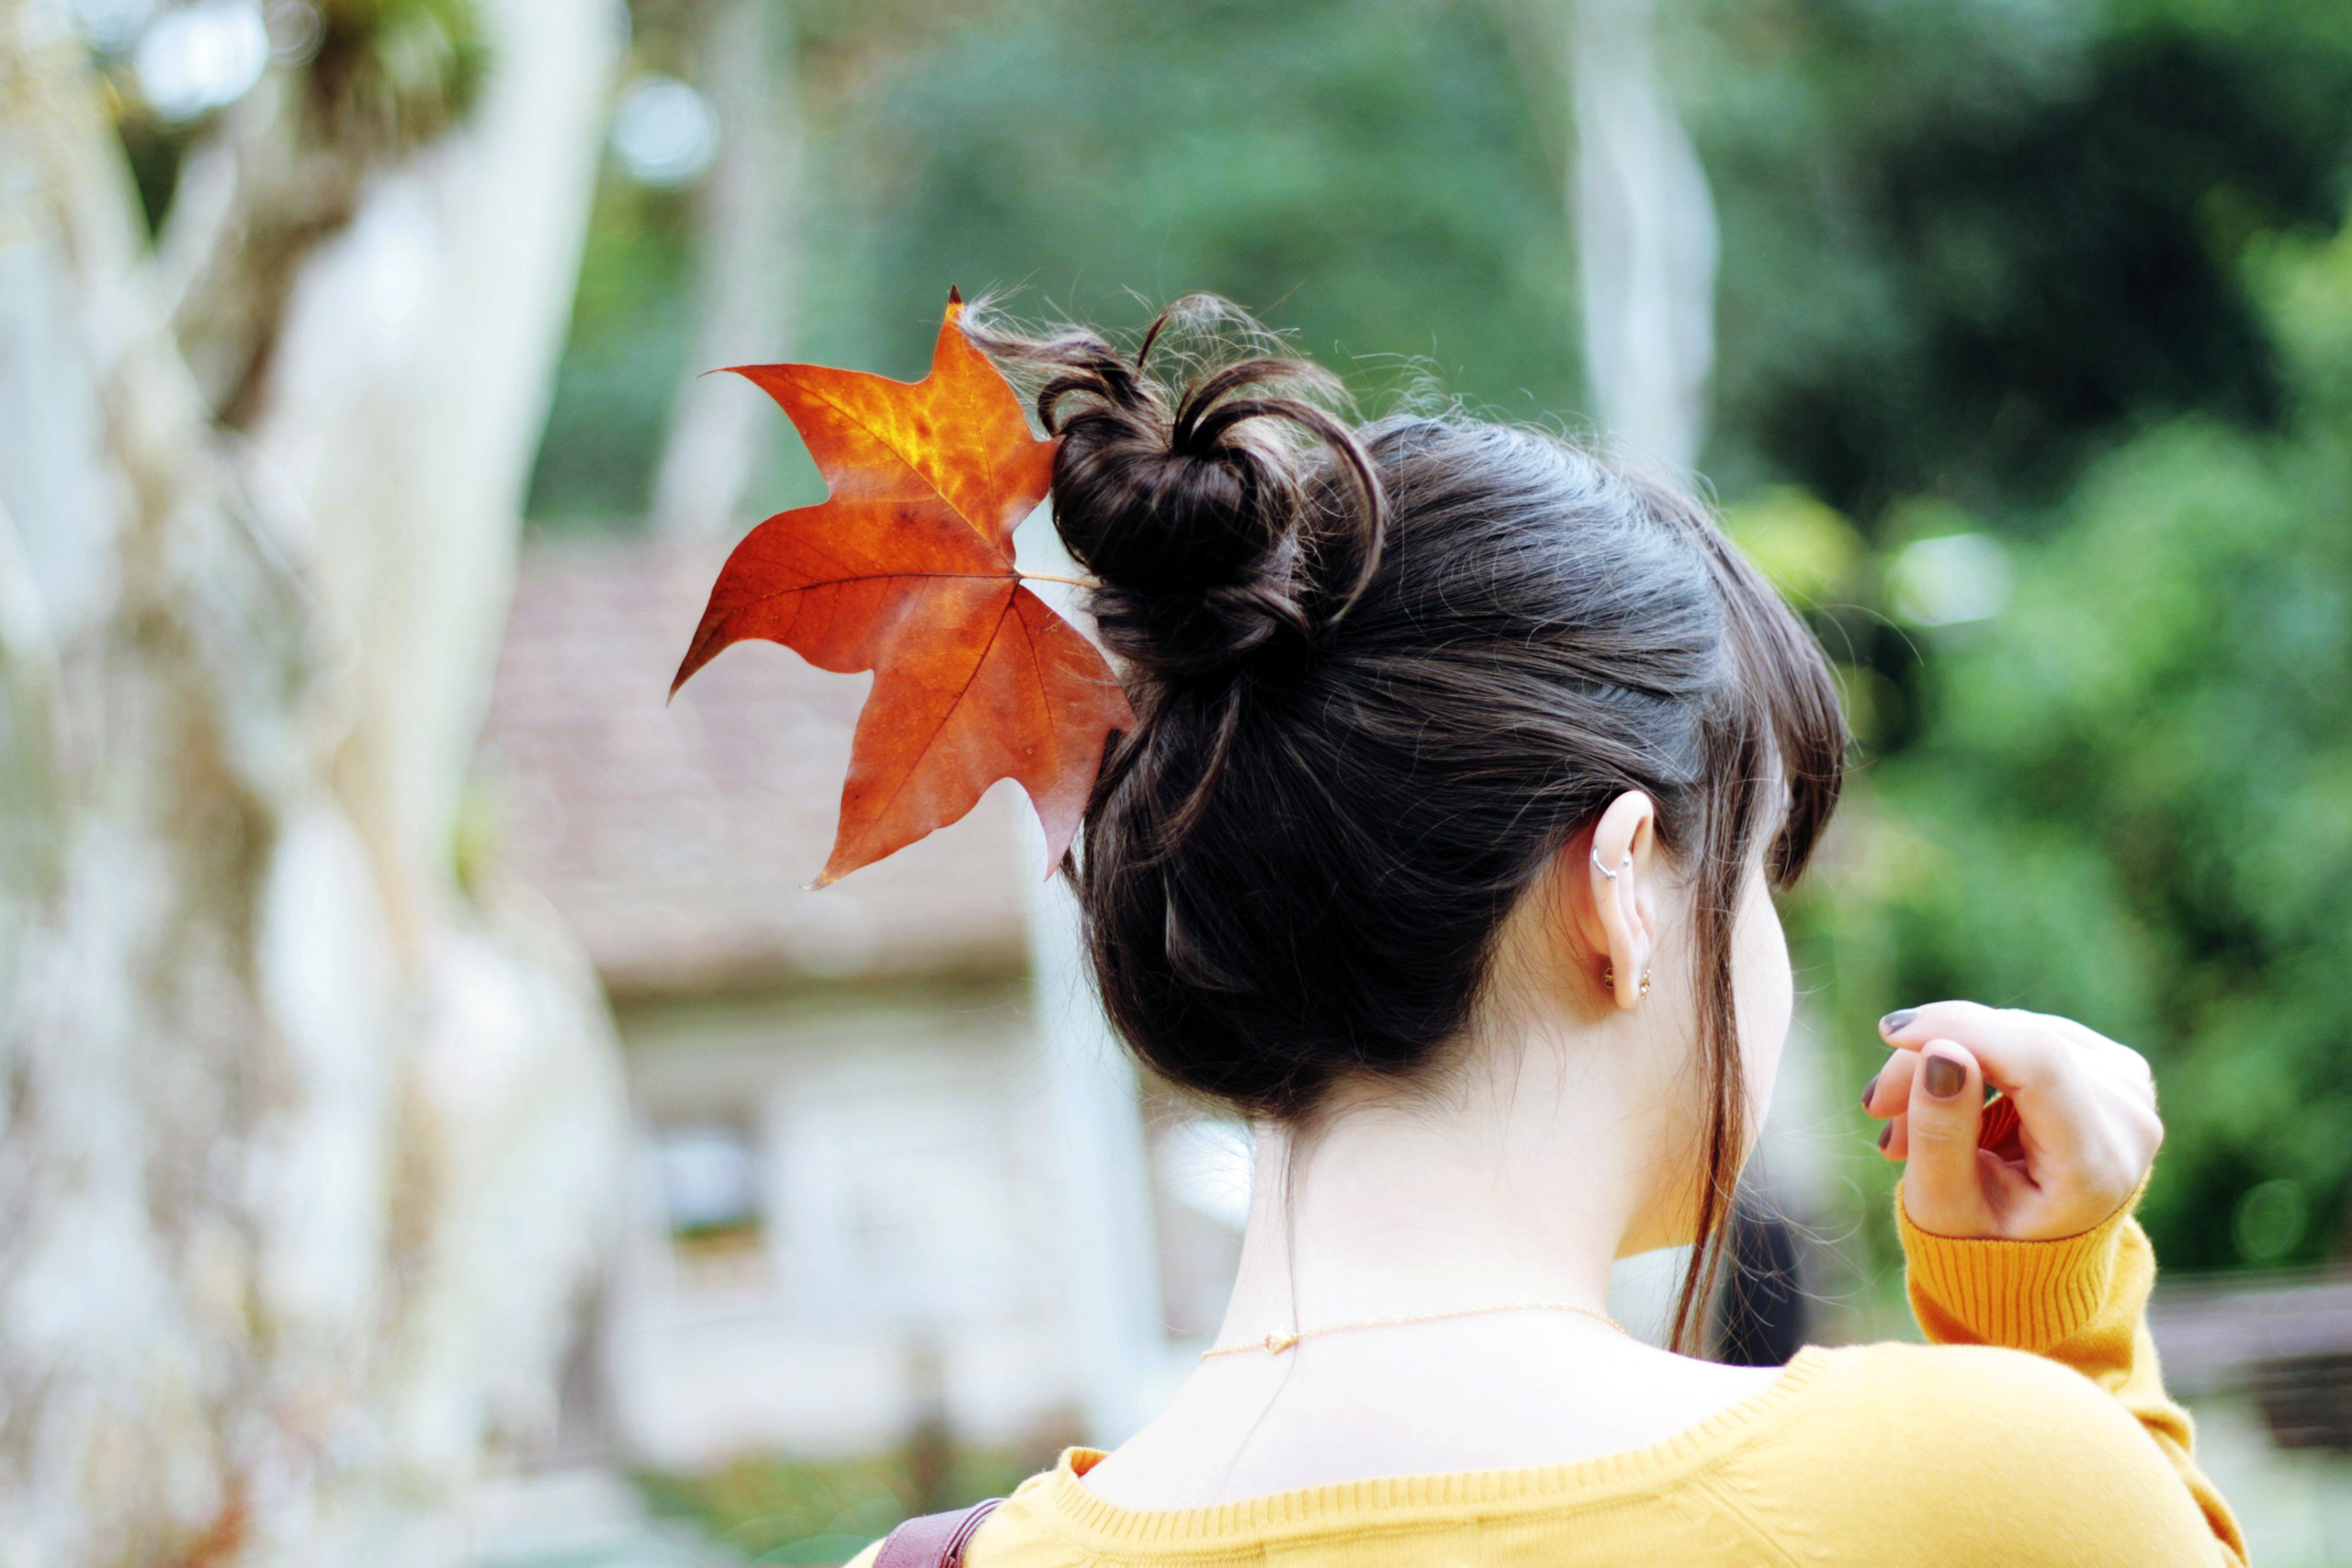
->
[1860,1001,2164,1241]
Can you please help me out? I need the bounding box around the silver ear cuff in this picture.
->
[1590,848,1629,881]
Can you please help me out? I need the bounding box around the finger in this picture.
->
[1880,1002,2088,1163]
[1880,1110,1906,1160]
[1881,1002,2074,1089]
[1862,1050,1918,1119]
[1898,1039,1993,1234]
[1881,1064,2018,1152]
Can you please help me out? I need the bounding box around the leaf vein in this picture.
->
[798,378,1008,555]
[863,587,1021,829]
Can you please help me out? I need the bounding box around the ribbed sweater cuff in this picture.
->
[1895,1182,2142,1354]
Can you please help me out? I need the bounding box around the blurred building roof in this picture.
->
[479,538,1031,996]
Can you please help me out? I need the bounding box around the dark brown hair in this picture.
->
[967,298,1846,1350]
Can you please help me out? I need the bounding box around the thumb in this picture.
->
[1898,1039,1992,1235]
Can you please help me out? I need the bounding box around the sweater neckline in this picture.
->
[1030,1345,1845,1549]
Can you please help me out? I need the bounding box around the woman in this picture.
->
[862,299,2245,1567]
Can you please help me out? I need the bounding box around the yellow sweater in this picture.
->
[854,1189,2246,1567]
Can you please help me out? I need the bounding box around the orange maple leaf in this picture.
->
[672,290,1135,886]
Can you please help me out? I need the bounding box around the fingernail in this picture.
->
[1878,1122,1893,1150]
[1924,1053,1965,1099]
[1860,1073,1879,1112]
[1880,1009,1917,1035]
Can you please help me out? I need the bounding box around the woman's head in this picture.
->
[967,298,1846,1348]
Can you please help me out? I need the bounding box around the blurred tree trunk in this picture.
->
[1567,0,1717,475]
[1509,0,1718,472]
[0,2,626,1563]
[650,0,805,544]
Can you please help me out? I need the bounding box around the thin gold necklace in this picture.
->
[1202,1300,1630,1359]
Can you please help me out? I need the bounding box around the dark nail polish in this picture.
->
[1878,1122,1893,1151]
[1860,1074,1879,1112]
[1880,1009,1917,1035]
[1924,1054,1965,1099]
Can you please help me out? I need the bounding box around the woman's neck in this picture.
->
[1079,999,1759,1511]
[1212,1016,1661,1348]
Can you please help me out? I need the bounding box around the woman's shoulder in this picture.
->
[1806,1335,2120,1402]
[1785,1338,2159,1457]
[1718,1341,2221,1562]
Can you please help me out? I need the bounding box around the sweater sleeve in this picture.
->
[1896,1179,2246,1565]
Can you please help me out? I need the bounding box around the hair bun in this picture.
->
[961,297,1385,682]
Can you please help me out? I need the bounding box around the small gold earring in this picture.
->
[1600,964,1653,998]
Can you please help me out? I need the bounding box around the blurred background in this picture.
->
[6,0,2352,1562]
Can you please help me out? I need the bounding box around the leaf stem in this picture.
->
[1018,571,1102,590]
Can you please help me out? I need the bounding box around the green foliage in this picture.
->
[527,0,1585,525]
[638,1443,1046,1566]
[1690,0,2352,1281]
[107,0,487,238]
[527,177,697,523]
[1690,0,2352,520]
[1720,486,1868,606]
[1814,222,2352,1270]
[825,0,1575,412]
[311,0,488,149]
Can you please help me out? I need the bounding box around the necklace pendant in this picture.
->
[1264,1330,1300,1354]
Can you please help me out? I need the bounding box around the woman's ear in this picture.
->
[1578,791,1659,1010]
